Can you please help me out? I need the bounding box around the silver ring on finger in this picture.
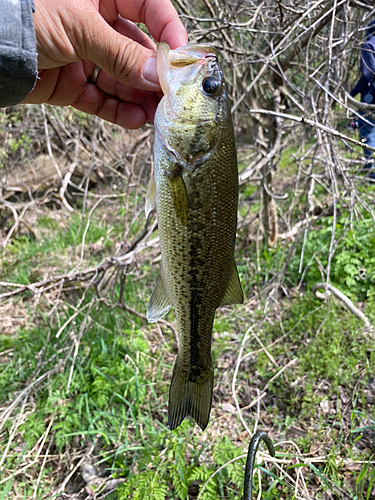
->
[88,66,101,84]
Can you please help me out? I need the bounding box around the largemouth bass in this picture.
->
[146,43,243,431]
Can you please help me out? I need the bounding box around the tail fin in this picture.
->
[168,361,214,431]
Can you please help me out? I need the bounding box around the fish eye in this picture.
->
[202,76,221,95]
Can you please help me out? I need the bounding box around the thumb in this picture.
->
[74,9,160,91]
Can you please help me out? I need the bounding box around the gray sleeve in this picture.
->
[0,0,38,107]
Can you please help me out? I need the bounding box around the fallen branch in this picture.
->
[278,214,320,240]
[312,282,372,329]
[80,462,125,495]
[0,221,159,301]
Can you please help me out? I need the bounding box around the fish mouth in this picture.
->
[167,44,217,66]
[157,43,218,95]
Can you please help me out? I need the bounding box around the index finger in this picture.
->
[115,0,188,49]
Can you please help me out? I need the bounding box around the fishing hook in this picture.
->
[242,431,275,500]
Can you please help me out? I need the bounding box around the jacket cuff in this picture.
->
[0,0,38,107]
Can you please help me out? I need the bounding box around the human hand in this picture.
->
[22,0,188,128]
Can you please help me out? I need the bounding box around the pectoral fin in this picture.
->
[147,269,172,323]
[220,260,244,306]
[145,174,156,218]
[168,168,189,226]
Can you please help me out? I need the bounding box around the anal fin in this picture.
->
[220,259,244,306]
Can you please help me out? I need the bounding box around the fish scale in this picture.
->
[146,43,243,431]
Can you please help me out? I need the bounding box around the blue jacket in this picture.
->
[350,36,375,101]
[351,22,375,102]
[350,72,375,103]
[0,0,38,107]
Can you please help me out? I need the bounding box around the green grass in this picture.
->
[256,295,374,415]
[0,288,250,499]
[288,208,375,300]
[1,206,133,285]
[1,195,375,499]
[1,293,374,498]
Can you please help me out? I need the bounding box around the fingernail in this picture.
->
[143,57,159,85]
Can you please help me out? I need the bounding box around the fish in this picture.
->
[146,43,243,431]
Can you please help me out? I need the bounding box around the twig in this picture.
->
[243,358,299,411]
[0,396,27,469]
[103,300,179,345]
[312,282,372,329]
[232,325,256,436]
[0,219,160,302]
[56,444,95,494]
[0,368,59,433]
[247,108,375,153]
[58,138,79,213]
[1,201,34,248]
